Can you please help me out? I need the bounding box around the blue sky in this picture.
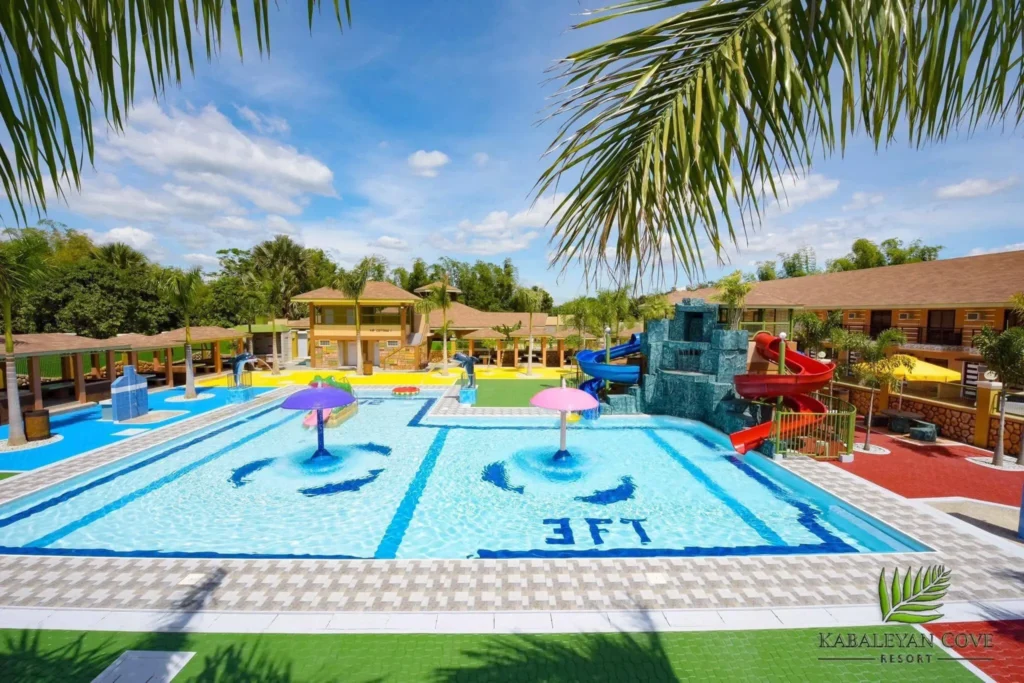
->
[42,1,1024,302]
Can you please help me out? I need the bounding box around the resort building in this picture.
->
[669,250,1024,382]
[293,282,587,371]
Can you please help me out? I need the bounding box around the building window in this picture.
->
[965,312,981,322]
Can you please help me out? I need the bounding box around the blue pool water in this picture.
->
[0,387,271,472]
[0,396,926,559]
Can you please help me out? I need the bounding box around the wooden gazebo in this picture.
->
[0,334,131,414]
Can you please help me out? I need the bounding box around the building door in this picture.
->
[345,342,357,367]
[869,310,892,338]
[372,342,381,366]
[927,310,957,345]
[297,331,308,359]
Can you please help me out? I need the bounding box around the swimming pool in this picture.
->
[0,395,926,560]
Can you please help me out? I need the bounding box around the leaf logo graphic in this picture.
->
[878,565,951,624]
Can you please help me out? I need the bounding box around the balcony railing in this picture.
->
[840,325,980,348]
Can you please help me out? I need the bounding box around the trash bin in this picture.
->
[362,361,374,376]
[24,409,51,441]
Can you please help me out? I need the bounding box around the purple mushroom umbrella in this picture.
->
[530,380,598,459]
[281,386,356,460]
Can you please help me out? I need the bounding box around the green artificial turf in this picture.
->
[0,626,976,682]
[474,379,562,407]
[0,472,18,480]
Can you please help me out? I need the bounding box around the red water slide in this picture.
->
[729,331,835,454]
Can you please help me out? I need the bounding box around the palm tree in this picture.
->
[91,242,146,270]
[594,288,633,341]
[1011,293,1024,324]
[563,297,595,345]
[976,327,1024,467]
[850,329,914,451]
[415,274,454,375]
[793,311,844,356]
[252,236,306,315]
[491,323,522,369]
[636,294,674,322]
[539,2,1024,282]
[711,272,752,330]
[249,267,293,376]
[515,287,544,376]
[829,327,867,380]
[333,258,377,375]
[160,267,204,399]
[0,233,48,446]
[1,1,350,224]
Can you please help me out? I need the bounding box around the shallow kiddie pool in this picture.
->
[0,395,926,560]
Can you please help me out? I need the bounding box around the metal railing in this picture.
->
[769,391,856,460]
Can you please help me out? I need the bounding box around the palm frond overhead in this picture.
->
[0,0,350,223]
[538,0,1024,285]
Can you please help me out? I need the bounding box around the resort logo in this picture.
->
[877,564,950,624]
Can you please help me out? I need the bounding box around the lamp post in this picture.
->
[604,326,612,364]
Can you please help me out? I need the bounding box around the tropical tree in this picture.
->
[538,1,1024,283]
[636,294,674,322]
[333,257,379,375]
[562,297,595,342]
[491,322,522,369]
[249,267,294,375]
[711,271,752,330]
[0,232,48,446]
[850,329,914,451]
[976,327,1024,467]
[1,1,349,223]
[829,327,868,380]
[793,310,844,356]
[251,236,306,313]
[160,268,205,399]
[593,288,633,340]
[90,243,147,270]
[1012,293,1024,323]
[415,273,454,375]
[515,287,545,376]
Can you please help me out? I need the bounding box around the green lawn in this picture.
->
[0,627,975,682]
[474,379,562,407]
[0,472,18,480]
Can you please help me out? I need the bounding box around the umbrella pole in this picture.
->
[554,411,569,460]
[313,408,331,460]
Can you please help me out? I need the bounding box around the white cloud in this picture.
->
[431,194,565,255]
[162,183,244,214]
[91,226,158,250]
[209,216,260,232]
[184,253,222,268]
[407,150,450,178]
[936,177,1017,199]
[969,242,1024,256]
[370,235,408,250]
[842,191,884,211]
[60,175,176,221]
[234,105,290,135]
[171,171,303,215]
[769,172,840,213]
[96,102,334,207]
[472,152,490,167]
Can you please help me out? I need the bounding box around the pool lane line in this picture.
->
[0,403,283,531]
[476,542,854,559]
[26,410,303,549]
[374,427,449,559]
[646,431,786,547]
[724,455,856,552]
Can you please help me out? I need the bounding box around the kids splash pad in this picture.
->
[529,384,598,460]
[281,386,356,461]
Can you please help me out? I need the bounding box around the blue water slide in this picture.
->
[575,334,643,405]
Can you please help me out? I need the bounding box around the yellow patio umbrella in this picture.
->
[890,358,962,383]
[888,356,961,410]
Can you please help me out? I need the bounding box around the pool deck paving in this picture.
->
[1,383,1024,654]
[833,425,1024,506]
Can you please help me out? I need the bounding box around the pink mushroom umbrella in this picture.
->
[530,380,599,459]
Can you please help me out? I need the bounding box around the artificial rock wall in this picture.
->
[606,299,766,433]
